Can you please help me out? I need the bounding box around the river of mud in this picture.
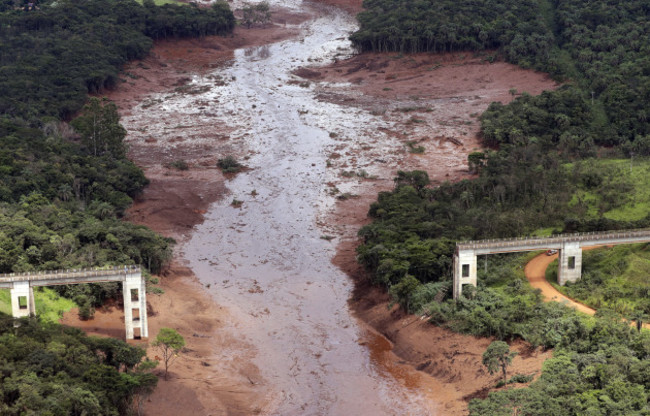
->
[126,3,435,415]
[109,0,560,413]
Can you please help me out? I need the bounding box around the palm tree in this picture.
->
[57,184,73,202]
[631,310,647,332]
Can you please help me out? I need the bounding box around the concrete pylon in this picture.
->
[11,281,35,318]
[453,249,477,299]
[558,241,582,285]
[123,272,148,340]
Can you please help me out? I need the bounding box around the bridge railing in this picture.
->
[0,265,141,283]
[457,229,650,250]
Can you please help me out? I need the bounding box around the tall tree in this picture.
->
[153,327,186,380]
[482,340,517,384]
[71,97,126,158]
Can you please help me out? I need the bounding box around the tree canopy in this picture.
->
[353,0,650,413]
[0,0,234,122]
[0,315,157,415]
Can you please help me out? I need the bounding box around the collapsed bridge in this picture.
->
[453,229,650,299]
[0,265,147,340]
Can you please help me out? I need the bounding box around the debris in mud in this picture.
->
[248,280,264,294]
[173,84,212,95]
[292,67,322,79]
[142,98,163,109]
[217,155,244,173]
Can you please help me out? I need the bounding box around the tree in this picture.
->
[631,310,647,332]
[241,2,271,28]
[71,97,126,158]
[152,328,185,380]
[482,341,517,384]
[389,274,420,312]
[394,170,430,195]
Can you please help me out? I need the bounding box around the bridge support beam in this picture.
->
[453,249,477,299]
[123,273,148,340]
[10,281,35,318]
[558,242,582,285]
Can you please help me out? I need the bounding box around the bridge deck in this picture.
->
[457,229,650,255]
[0,266,141,289]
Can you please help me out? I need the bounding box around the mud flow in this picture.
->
[115,0,558,411]
[124,4,436,415]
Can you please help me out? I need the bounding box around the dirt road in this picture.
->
[524,253,597,315]
[525,251,649,331]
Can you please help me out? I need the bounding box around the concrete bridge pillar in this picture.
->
[558,241,582,285]
[10,281,35,318]
[123,272,148,340]
[453,249,477,299]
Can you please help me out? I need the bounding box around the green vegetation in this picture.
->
[153,327,185,380]
[577,160,650,222]
[0,0,235,122]
[351,0,553,67]
[413,255,650,416]
[357,163,650,306]
[218,155,244,173]
[547,245,650,317]
[168,159,190,171]
[241,1,271,28]
[353,0,650,148]
[0,314,158,415]
[0,0,236,411]
[33,288,77,322]
[482,341,517,385]
[354,0,650,413]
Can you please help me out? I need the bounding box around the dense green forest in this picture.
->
[352,0,650,146]
[353,0,650,414]
[0,0,235,412]
[0,315,157,415]
[355,0,650,316]
[0,0,234,121]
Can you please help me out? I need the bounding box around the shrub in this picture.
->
[218,156,243,173]
[168,160,189,170]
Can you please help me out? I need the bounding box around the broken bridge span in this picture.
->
[0,265,147,339]
[453,229,650,299]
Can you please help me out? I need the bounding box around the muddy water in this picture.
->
[149,5,436,415]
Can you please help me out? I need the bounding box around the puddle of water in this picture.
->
[132,6,436,415]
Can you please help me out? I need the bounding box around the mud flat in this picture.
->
[306,51,559,413]
[63,1,560,414]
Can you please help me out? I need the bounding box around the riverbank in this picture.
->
[62,18,310,415]
[61,2,561,414]
[312,48,559,413]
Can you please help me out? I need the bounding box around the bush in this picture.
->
[168,160,189,170]
[217,156,243,173]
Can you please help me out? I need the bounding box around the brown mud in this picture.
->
[61,19,311,415]
[311,49,558,414]
[60,2,562,415]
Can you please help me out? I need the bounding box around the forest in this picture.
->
[353,0,650,414]
[0,0,235,412]
[0,0,234,122]
[0,315,157,415]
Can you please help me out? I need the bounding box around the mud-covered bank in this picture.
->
[63,20,312,415]
[63,3,560,414]
[309,51,559,413]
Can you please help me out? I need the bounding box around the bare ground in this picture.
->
[313,52,559,413]
[61,18,311,415]
[61,6,563,415]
